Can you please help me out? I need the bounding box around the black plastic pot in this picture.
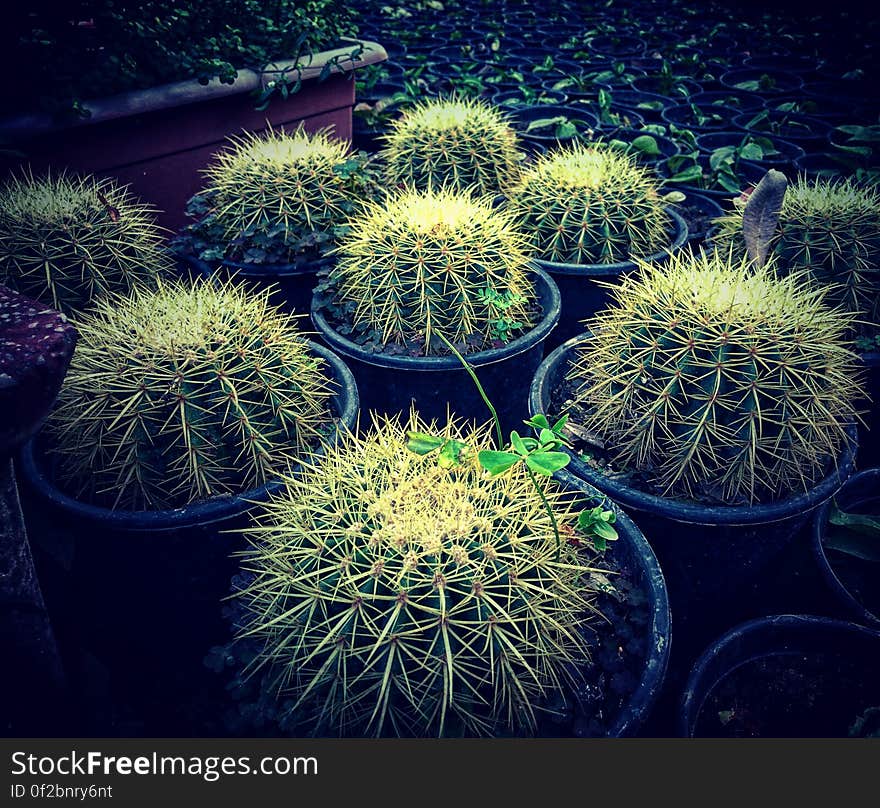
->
[530,208,688,351]
[603,127,680,165]
[812,469,880,626]
[529,335,858,595]
[695,131,805,170]
[680,615,880,737]
[595,89,669,123]
[668,191,724,244]
[732,110,832,151]
[661,102,738,133]
[856,351,880,468]
[508,104,600,147]
[792,152,848,181]
[553,468,672,737]
[311,267,560,436]
[658,154,765,201]
[492,89,569,109]
[743,54,821,76]
[689,90,765,114]
[180,253,329,319]
[629,76,703,99]
[588,34,646,59]
[16,342,359,733]
[719,68,804,97]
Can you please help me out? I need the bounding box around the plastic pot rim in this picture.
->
[311,266,561,372]
[528,207,688,277]
[679,613,880,738]
[811,468,880,626]
[555,466,672,737]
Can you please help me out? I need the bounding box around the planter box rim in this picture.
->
[0,38,387,141]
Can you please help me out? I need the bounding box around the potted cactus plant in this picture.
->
[380,95,527,196]
[210,411,670,738]
[175,126,378,314]
[504,142,688,348]
[311,187,560,433]
[17,275,359,729]
[529,245,861,608]
[711,175,880,466]
[0,170,174,316]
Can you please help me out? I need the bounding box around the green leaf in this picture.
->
[663,190,687,203]
[630,134,661,155]
[524,414,550,430]
[551,414,569,434]
[593,520,619,540]
[438,439,467,468]
[525,451,570,475]
[556,121,578,139]
[406,431,445,455]
[478,450,520,476]
[668,165,703,184]
[510,430,529,456]
[538,427,559,447]
[739,142,765,161]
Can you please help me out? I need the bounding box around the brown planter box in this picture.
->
[0,40,387,231]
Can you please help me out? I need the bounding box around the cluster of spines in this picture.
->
[234,412,599,737]
[712,175,880,322]
[0,170,171,314]
[507,142,670,265]
[382,96,524,196]
[328,187,535,353]
[48,277,335,510]
[567,247,861,503]
[201,125,357,254]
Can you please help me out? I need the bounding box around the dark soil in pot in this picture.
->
[719,68,804,97]
[661,102,738,133]
[732,109,832,151]
[695,130,805,170]
[681,615,880,738]
[667,191,724,244]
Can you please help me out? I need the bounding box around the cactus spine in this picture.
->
[567,248,861,503]
[0,170,171,315]
[48,277,335,510]
[712,175,880,323]
[506,142,671,265]
[382,96,523,196]
[327,187,535,353]
[233,412,601,737]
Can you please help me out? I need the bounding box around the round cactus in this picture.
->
[381,96,523,196]
[325,187,535,354]
[47,277,336,510]
[506,142,671,265]
[567,248,861,504]
[182,126,374,265]
[712,176,880,323]
[232,412,600,737]
[0,170,171,315]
